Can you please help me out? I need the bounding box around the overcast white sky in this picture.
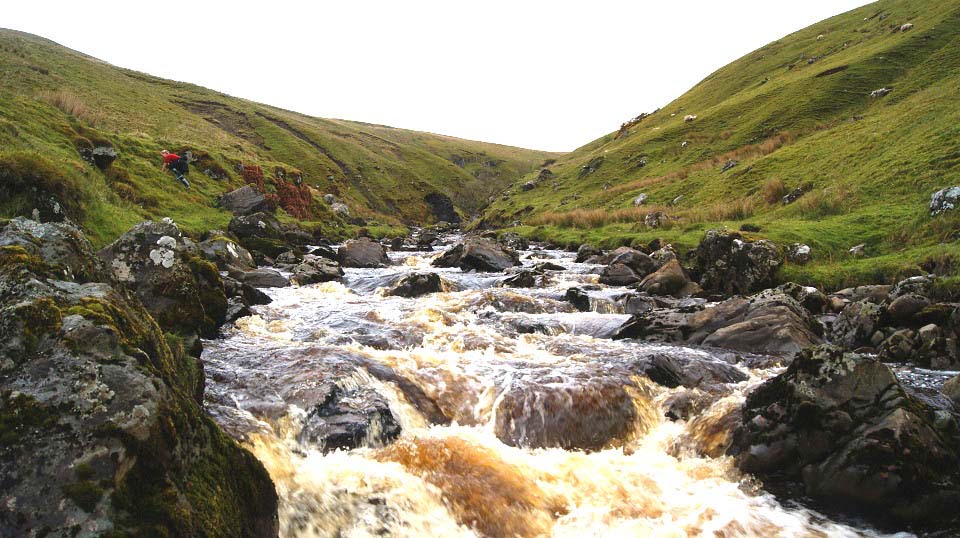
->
[5,1,871,151]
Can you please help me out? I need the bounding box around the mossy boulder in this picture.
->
[694,230,782,296]
[0,218,277,537]
[98,220,228,344]
[732,345,960,525]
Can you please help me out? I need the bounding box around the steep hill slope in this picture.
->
[479,0,960,288]
[0,29,556,245]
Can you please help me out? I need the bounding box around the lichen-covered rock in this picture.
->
[694,230,782,295]
[930,186,960,216]
[228,212,292,258]
[432,237,520,272]
[290,256,344,286]
[830,300,883,349]
[777,282,829,314]
[338,237,391,268]
[0,218,277,537]
[615,289,823,355]
[98,220,227,342]
[499,232,529,251]
[785,243,812,265]
[732,345,960,524]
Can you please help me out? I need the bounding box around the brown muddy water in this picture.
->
[203,238,917,538]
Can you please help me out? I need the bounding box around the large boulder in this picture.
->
[98,220,228,344]
[432,237,520,272]
[599,263,642,286]
[298,384,401,452]
[218,185,270,215]
[0,218,277,537]
[694,230,782,295]
[732,345,960,524]
[238,268,290,288]
[387,272,445,297]
[575,243,602,263]
[338,237,391,268]
[615,289,823,355]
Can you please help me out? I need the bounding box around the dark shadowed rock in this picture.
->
[565,287,592,312]
[91,145,117,170]
[228,211,291,258]
[830,300,883,349]
[732,345,960,525]
[432,237,520,272]
[0,218,277,537]
[605,247,658,276]
[388,272,445,297]
[499,269,549,289]
[338,237,391,268]
[218,185,270,215]
[424,192,461,224]
[694,230,782,295]
[298,384,402,452]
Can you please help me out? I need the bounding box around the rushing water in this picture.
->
[203,238,916,538]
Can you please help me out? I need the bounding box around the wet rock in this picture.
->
[275,250,303,268]
[433,237,520,272]
[532,261,566,272]
[387,272,444,297]
[599,263,642,286]
[291,256,344,285]
[499,269,548,289]
[565,287,592,312]
[694,230,782,295]
[733,345,960,525]
[620,354,748,389]
[225,296,253,323]
[638,259,697,297]
[615,289,823,355]
[942,375,960,407]
[785,243,812,265]
[0,218,278,537]
[831,300,883,348]
[98,220,228,340]
[199,235,255,270]
[239,268,290,288]
[576,243,602,263]
[339,237,391,268]
[493,374,643,450]
[930,186,960,216]
[299,384,402,451]
[218,185,270,215]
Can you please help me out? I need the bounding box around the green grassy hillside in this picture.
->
[478,0,960,289]
[0,29,557,246]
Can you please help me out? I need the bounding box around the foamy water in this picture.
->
[203,243,914,538]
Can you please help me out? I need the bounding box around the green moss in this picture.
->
[239,236,289,258]
[63,480,104,512]
[0,391,59,447]
[0,151,87,222]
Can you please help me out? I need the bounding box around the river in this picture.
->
[202,237,916,538]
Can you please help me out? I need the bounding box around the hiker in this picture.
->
[160,150,190,188]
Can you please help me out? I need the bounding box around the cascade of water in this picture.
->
[203,243,914,538]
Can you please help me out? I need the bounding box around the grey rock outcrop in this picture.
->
[694,230,782,295]
[432,237,520,272]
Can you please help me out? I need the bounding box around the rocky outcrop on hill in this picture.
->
[219,185,271,215]
[0,217,277,537]
[732,345,960,525]
[433,237,520,272]
[228,211,291,258]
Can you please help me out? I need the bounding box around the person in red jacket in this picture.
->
[160,150,190,188]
